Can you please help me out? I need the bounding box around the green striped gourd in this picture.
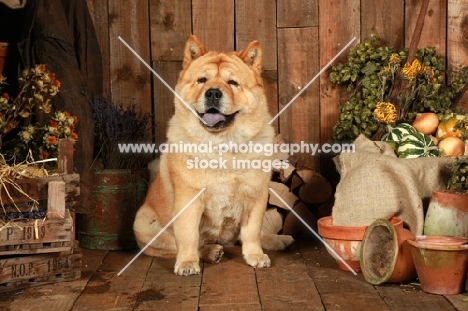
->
[397,132,439,158]
[381,123,417,144]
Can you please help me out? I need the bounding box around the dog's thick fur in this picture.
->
[133,35,294,276]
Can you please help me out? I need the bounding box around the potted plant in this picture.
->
[78,95,154,250]
[424,155,468,237]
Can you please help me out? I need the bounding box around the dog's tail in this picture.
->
[133,171,177,257]
[147,158,160,182]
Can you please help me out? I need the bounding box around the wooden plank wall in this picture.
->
[85,0,468,177]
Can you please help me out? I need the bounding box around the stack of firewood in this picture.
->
[263,160,334,238]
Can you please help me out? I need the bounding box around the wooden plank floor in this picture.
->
[1,238,468,310]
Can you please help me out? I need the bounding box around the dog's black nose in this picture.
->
[205,88,223,100]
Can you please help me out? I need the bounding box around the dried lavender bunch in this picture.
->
[92,96,153,169]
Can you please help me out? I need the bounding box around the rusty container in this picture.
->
[78,169,148,250]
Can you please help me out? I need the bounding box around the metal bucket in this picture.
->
[78,169,148,250]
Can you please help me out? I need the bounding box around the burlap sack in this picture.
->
[331,134,453,235]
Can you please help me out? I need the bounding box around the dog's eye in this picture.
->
[197,77,207,84]
[228,80,239,87]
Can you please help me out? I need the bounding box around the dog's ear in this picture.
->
[238,41,262,74]
[183,35,207,69]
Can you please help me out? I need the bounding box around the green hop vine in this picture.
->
[329,34,468,141]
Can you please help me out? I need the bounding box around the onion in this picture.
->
[438,137,465,156]
[412,112,439,135]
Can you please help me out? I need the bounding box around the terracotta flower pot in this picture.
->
[317,216,403,272]
[407,235,468,295]
[424,190,468,238]
[360,218,417,285]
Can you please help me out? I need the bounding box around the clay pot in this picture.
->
[407,235,468,295]
[424,190,468,237]
[360,218,417,285]
[317,216,403,272]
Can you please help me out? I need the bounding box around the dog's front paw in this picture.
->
[244,253,271,268]
[174,260,201,276]
[200,244,224,263]
[261,234,295,251]
[275,235,295,249]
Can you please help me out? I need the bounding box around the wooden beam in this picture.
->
[447,0,468,111]
[108,0,152,113]
[192,0,235,52]
[150,0,192,62]
[278,27,320,169]
[361,0,404,49]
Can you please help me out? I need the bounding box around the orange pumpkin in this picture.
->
[437,117,461,139]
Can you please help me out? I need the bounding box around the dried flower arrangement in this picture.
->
[0,65,77,222]
[328,34,468,141]
[0,64,60,136]
[0,64,78,164]
[2,111,79,163]
[92,95,153,170]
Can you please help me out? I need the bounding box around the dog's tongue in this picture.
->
[202,112,226,127]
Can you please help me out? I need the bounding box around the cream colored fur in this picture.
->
[133,35,294,276]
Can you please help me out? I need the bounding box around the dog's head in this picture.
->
[173,36,271,141]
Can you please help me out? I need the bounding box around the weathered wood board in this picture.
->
[277,27,320,169]
[152,61,180,145]
[318,0,360,177]
[150,0,192,62]
[108,0,152,111]
[192,0,235,52]
[447,0,468,111]
[405,0,447,56]
[0,247,81,293]
[0,241,465,309]
[277,0,318,28]
[0,210,73,256]
[1,173,79,212]
[361,0,404,48]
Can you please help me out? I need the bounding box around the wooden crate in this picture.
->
[1,173,80,214]
[0,247,81,293]
[1,138,79,214]
[0,177,78,257]
[0,209,74,256]
[0,139,79,256]
[0,139,82,292]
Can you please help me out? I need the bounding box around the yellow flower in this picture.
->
[66,116,75,125]
[388,54,401,65]
[26,125,35,133]
[402,59,423,80]
[379,66,391,77]
[63,126,71,135]
[20,130,32,142]
[56,111,66,122]
[373,102,397,124]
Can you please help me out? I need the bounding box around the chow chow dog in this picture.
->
[133,35,294,276]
